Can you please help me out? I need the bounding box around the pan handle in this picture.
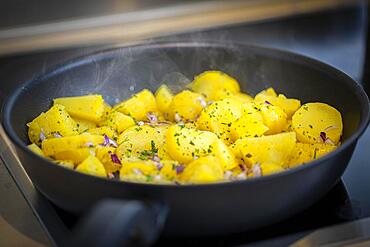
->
[67,199,168,247]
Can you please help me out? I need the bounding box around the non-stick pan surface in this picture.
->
[2,42,369,238]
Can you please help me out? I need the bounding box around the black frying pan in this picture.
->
[2,42,369,246]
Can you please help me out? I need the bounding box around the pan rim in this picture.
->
[2,40,370,189]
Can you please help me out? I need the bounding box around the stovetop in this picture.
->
[0,5,369,247]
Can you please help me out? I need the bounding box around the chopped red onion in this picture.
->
[84,142,94,147]
[152,155,160,162]
[224,170,233,180]
[133,168,142,175]
[102,134,118,147]
[238,164,246,171]
[39,131,46,142]
[174,113,182,123]
[325,138,335,145]
[146,112,158,123]
[252,164,262,177]
[198,97,207,108]
[54,133,62,138]
[155,162,163,171]
[324,125,338,132]
[154,174,161,181]
[175,165,185,174]
[137,121,145,126]
[264,100,272,105]
[236,173,247,180]
[320,132,327,142]
[110,153,121,164]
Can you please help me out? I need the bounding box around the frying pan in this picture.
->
[2,42,369,246]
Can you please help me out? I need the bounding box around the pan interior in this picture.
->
[5,43,367,148]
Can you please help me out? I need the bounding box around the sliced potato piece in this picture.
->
[41,134,104,157]
[166,125,218,164]
[212,140,237,170]
[255,88,301,118]
[231,132,296,167]
[260,162,284,176]
[196,98,244,144]
[288,142,337,168]
[119,159,157,182]
[116,125,168,159]
[74,118,97,133]
[76,155,107,177]
[179,156,223,183]
[28,143,46,157]
[54,148,93,164]
[113,89,157,121]
[27,104,78,145]
[292,103,343,144]
[86,126,117,140]
[158,160,181,181]
[227,92,253,103]
[155,84,173,118]
[96,146,121,174]
[189,71,240,100]
[105,111,135,134]
[258,103,288,135]
[168,90,205,122]
[54,95,105,122]
[54,160,75,169]
[231,103,268,140]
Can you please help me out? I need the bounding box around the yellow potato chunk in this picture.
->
[212,140,237,170]
[190,71,240,100]
[113,89,157,121]
[54,148,93,164]
[155,84,174,118]
[41,134,104,157]
[260,162,284,176]
[76,155,107,177]
[168,90,205,122]
[27,104,78,145]
[292,103,343,144]
[196,98,244,144]
[166,125,218,164]
[288,142,337,168]
[255,89,301,118]
[231,132,296,167]
[98,102,112,124]
[231,103,268,140]
[105,111,135,134]
[54,160,75,169]
[157,143,173,160]
[179,156,223,183]
[28,143,45,157]
[158,160,181,181]
[116,125,167,159]
[74,118,97,133]
[95,146,121,174]
[86,126,117,140]
[227,92,253,103]
[258,103,288,135]
[54,95,105,123]
[120,159,157,182]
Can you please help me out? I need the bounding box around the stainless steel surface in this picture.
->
[0,0,360,56]
[0,127,50,246]
[291,217,370,246]
[0,125,69,246]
